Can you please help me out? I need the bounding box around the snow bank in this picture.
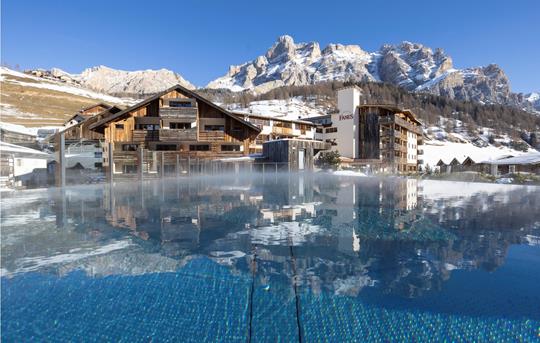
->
[332,170,367,177]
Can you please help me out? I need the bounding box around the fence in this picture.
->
[108,150,290,181]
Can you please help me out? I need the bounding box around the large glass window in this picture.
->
[122,144,139,151]
[221,145,241,152]
[169,101,192,108]
[204,125,224,131]
[135,124,160,130]
[156,144,177,151]
[189,144,210,151]
[170,122,191,129]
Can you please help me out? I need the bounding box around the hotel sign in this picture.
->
[338,114,354,121]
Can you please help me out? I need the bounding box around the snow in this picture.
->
[229,97,327,120]
[0,141,51,157]
[479,152,540,165]
[416,68,458,91]
[421,140,527,167]
[331,170,367,177]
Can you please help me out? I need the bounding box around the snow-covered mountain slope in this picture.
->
[27,65,195,97]
[207,35,537,113]
[0,67,136,126]
[226,97,330,120]
[524,92,540,113]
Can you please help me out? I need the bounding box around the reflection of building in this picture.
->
[31,175,540,300]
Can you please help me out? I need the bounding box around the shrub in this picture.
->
[316,151,341,170]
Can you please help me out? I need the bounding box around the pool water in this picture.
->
[1,175,539,342]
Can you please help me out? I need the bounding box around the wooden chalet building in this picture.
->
[88,85,260,174]
[64,103,114,128]
[61,105,123,142]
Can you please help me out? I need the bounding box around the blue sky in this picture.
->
[2,0,539,92]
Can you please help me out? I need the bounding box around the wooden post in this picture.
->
[108,142,114,183]
[188,156,191,176]
[176,154,180,178]
[160,151,165,178]
[138,147,144,181]
[56,132,66,188]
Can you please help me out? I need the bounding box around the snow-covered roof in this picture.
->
[0,141,52,159]
[0,122,37,137]
[481,153,540,165]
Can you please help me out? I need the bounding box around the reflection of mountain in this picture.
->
[2,176,539,300]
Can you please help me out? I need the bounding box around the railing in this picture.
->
[199,131,225,141]
[159,129,197,141]
[133,130,159,142]
[159,107,198,119]
[109,151,291,179]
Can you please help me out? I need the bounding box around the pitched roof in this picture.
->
[482,153,540,165]
[89,84,261,133]
[80,102,112,113]
[359,104,422,125]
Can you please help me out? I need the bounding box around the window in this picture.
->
[94,162,103,168]
[189,144,210,151]
[123,164,137,174]
[156,144,177,151]
[316,128,323,133]
[115,124,124,129]
[325,127,338,133]
[94,151,103,158]
[122,144,139,151]
[221,145,241,152]
[170,122,191,129]
[204,125,224,131]
[169,101,192,108]
[135,124,160,130]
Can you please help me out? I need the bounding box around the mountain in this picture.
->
[27,65,195,98]
[207,35,538,113]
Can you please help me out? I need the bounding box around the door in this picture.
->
[298,149,305,170]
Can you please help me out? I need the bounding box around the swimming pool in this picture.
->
[1,175,539,342]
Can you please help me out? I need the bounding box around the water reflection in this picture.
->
[2,175,539,301]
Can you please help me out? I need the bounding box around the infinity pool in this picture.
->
[1,175,539,342]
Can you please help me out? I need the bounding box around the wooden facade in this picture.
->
[359,105,423,173]
[89,85,260,173]
[63,103,113,127]
[232,113,318,153]
[261,139,329,171]
[61,106,122,142]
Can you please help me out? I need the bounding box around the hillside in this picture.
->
[0,67,136,127]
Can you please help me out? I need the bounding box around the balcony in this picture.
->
[159,107,198,119]
[133,130,159,142]
[159,129,197,141]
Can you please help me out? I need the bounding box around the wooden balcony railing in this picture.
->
[159,107,198,119]
[133,130,159,142]
[159,129,197,141]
